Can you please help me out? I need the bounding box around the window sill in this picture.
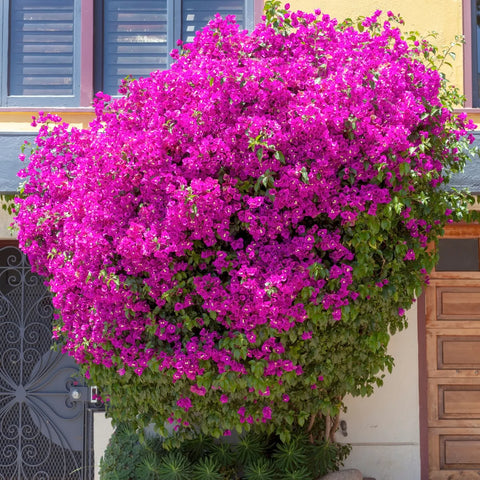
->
[0,107,94,113]
[453,109,480,127]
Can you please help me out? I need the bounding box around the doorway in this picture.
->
[424,225,480,478]
[0,244,94,479]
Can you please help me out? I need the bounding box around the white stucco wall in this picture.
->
[0,208,15,238]
[338,303,420,480]
[94,414,115,479]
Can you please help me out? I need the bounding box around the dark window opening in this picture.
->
[436,238,480,271]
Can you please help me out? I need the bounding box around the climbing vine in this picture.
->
[14,3,477,445]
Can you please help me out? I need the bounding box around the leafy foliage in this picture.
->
[278,467,312,480]
[14,1,478,446]
[137,451,162,480]
[192,457,224,480]
[181,434,216,462]
[157,451,193,480]
[273,435,308,471]
[99,424,147,480]
[307,440,351,476]
[243,459,276,480]
[235,434,267,465]
[99,429,350,480]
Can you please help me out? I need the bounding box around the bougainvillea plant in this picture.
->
[14,2,477,445]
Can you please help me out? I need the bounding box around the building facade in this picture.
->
[0,2,261,479]
[1,1,479,479]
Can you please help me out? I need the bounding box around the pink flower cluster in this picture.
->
[14,8,474,431]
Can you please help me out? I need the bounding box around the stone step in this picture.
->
[318,469,375,480]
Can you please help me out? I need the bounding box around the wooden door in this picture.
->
[426,228,480,479]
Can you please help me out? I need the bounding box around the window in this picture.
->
[1,0,82,107]
[94,0,254,96]
[0,0,254,107]
[436,238,480,271]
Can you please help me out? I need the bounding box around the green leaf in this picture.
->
[274,150,286,164]
[399,162,410,176]
[256,147,264,162]
[300,167,309,184]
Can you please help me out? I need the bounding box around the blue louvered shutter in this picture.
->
[99,0,253,96]
[102,0,169,95]
[181,0,249,44]
[7,0,81,106]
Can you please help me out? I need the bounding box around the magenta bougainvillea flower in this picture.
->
[14,5,476,441]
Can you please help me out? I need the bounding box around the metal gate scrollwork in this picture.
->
[0,246,94,479]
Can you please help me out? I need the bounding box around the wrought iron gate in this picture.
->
[0,245,94,480]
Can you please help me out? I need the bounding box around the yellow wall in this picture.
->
[287,0,464,93]
[0,110,94,133]
[0,111,95,192]
[0,0,466,134]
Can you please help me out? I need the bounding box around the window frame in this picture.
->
[1,0,83,108]
[0,0,260,109]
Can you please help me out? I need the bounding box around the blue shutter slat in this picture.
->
[182,0,245,43]
[103,0,168,95]
[9,0,76,97]
[100,0,252,95]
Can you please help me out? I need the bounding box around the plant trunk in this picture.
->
[308,410,342,443]
[328,413,341,442]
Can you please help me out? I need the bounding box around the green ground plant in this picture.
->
[99,427,350,480]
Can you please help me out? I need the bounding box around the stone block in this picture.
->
[318,469,363,480]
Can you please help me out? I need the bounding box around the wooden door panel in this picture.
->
[437,288,480,320]
[443,389,480,416]
[428,472,480,479]
[442,339,480,367]
[429,428,480,479]
[426,330,480,377]
[437,286,480,321]
[429,378,480,427]
[443,437,480,468]
[426,281,480,329]
[427,277,480,479]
